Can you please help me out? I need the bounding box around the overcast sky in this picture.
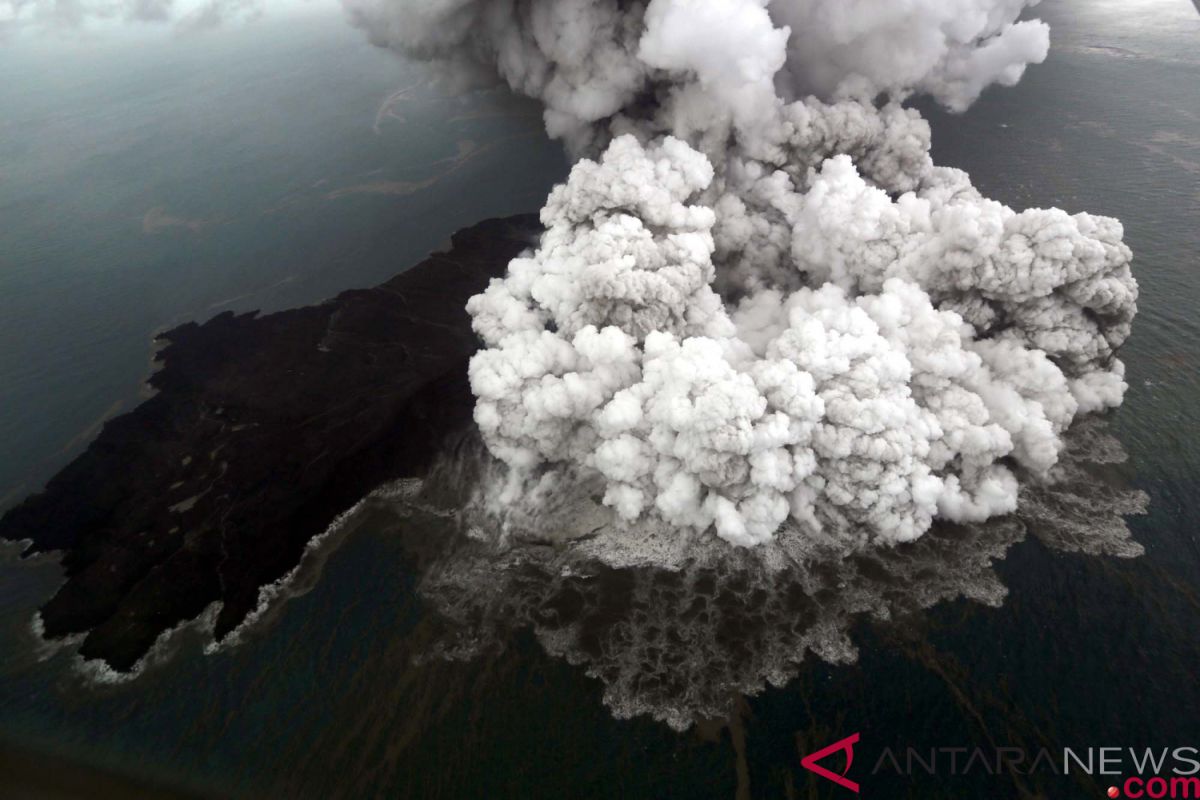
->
[0,0,339,43]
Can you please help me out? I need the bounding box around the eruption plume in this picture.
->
[346,0,1137,550]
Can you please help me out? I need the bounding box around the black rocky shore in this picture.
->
[0,214,541,672]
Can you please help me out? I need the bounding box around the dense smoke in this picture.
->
[348,0,1137,550]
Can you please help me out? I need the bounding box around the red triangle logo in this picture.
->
[800,732,860,793]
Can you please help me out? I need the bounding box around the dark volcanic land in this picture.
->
[0,214,541,672]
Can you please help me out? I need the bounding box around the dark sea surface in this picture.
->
[1,2,1199,798]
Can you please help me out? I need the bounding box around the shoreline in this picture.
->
[0,214,541,673]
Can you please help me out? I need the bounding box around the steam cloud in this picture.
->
[348,0,1137,550]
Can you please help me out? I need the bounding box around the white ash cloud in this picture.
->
[771,0,1050,111]
[351,0,1137,550]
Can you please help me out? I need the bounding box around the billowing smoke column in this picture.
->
[346,0,1137,549]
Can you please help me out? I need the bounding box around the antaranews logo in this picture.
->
[798,735,1200,796]
[800,733,860,793]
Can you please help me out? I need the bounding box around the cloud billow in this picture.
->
[348,0,1137,552]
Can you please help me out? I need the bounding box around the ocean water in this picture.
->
[1,2,1199,798]
[0,13,568,508]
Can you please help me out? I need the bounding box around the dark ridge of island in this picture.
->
[0,214,541,672]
